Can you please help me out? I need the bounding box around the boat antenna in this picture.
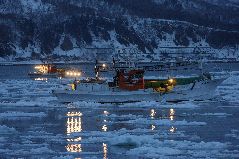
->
[95,60,100,80]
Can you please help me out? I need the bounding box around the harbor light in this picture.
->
[35,65,42,69]
[168,78,174,84]
[34,65,48,74]
[102,63,106,68]
[65,71,81,77]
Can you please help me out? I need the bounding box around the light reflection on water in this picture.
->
[170,126,176,133]
[169,108,175,121]
[66,111,83,153]
[1,64,239,158]
[66,144,82,153]
[34,78,48,82]
[103,143,108,159]
[151,125,156,131]
[169,109,177,133]
[149,108,177,132]
[102,110,109,132]
[150,109,156,119]
[102,125,108,132]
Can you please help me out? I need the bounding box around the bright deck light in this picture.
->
[168,78,174,84]
[66,71,81,77]
[35,65,42,69]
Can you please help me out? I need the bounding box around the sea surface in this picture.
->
[0,63,239,159]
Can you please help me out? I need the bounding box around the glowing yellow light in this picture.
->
[169,109,175,121]
[102,64,106,68]
[66,112,82,134]
[168,79,174,84]
[103,143,108,159]
[170,115,174,121]
[66,144,82,152]
[66,72,70,75]
[67,112,82,117]
[70,72,73,76]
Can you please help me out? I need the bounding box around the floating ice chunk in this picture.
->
[0,97,55,107]
[199,113,232,117]
[107,114,143,120]
[52,155,75,159]
[217,74,239,102]
[0,125,17,133]
[127,146,181,158]
[0,137,6,142]
[0,112,47,119]
[30,146,55,154]
[120,118,206,126]
[72,101,103,108]
[110,134,159,147]
[119,101,199,109]
[115,137,227,158]
[225,129,239,140]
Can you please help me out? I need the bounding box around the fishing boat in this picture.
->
[52,66,226,103]
[28,64,81,79]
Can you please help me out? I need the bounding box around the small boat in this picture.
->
[28,64,63,78]
[28,64,81,79]
[52,67,226,103]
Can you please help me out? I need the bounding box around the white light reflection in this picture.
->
[102,125,108,132]
[66,144,82,152]
[169,126,176,133]
[34,78,48,82]
[169,108,175,121]
[150,109,156,119]
[102,110,109,132]
[151,125,156,131]
[103,110,109,116]
[66,111,83,153]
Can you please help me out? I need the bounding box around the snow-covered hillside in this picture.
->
[0,0,239,62]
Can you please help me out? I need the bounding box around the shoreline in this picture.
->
[1,60,239,66]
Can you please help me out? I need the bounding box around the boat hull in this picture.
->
[162,78,225,102]
[28,73,59,78]
[52,90,161,103]
[52,78,225,103]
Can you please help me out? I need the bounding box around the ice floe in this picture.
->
[117,118,206,126]
[0,125,17,133]
[110,135,227,158]
[119,101,199,109]
[0,111,47,120]
[225,129,239,140]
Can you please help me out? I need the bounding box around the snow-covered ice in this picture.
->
[0,65,239,158]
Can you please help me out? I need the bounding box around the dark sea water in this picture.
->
[0,63,239,159]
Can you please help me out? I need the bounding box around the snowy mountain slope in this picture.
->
[0,0,238,61]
